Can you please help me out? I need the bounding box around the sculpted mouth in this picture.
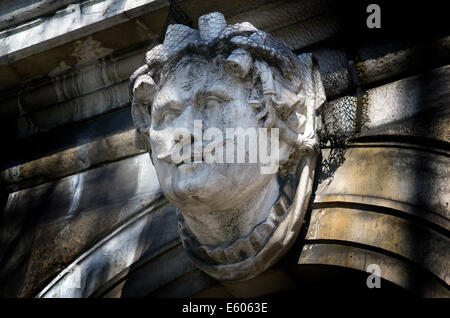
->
[177,161,190,167]
[177,152,205,169]
[177,160,204,167]
[177,152,204,168]
[177,161,203,173]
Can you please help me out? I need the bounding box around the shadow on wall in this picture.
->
[276,264,413,298]
[404,65,449,295]
[0,153,163,297]
[0,179,59,297]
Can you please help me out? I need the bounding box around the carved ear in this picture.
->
[131,98,151,151]
[311,55,326,114]
[298,53,326,113]
[296,53,326,140]
[130,65,156,152]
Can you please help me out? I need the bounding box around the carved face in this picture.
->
[148,57,281,215]
[131,12,325,281]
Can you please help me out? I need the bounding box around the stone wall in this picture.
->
[0,0,448,297]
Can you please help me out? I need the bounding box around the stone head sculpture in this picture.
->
[130,12,325,281]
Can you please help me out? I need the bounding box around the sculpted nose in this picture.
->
[174,130,193,145]
[152,128,193,163]
[173,106,204,162]
[174,105,203,142]
[175,104,196,131]
[151,105,203,163]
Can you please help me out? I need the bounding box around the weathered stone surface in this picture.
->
[314,192,449,233]
[15,81,130,139]
[313,35,450,98]
[100,254,297,298]
[1,107,138,192]
[312,47,352,98]
[320,65,450,144]
[316,145,449,220]
[101,245,196,298]
[0,49,146,117]
[0,153,162,297]
[0,0,78,30]
[4,63,448,193]
[23,142,449,297]
[305,208,450,286]
[179,0,335,34]
[3,3,447,147]
[272,11,341,50]
[0,0,333,92]
[298,243,449,297]
[357,36,450,86]
[21,141,448,297]
[2,129,142,191]
[4,35,448,144]
[38,202,178,298]
[0,0,338,138]
[1,0,448,299]
[0,0,168,65]
[4,32,447,122]
[226,0,337,31]
[0,18,156,92]
[364,65,450,133]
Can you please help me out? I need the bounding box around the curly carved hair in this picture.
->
[130,12,326,176]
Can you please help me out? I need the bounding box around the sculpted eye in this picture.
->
[160,108,181,123]
[205,94,230,109]
[205,96,221,109]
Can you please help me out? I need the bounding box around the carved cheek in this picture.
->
[149,128,176,159]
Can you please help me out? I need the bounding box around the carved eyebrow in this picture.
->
[202,89,232,102]
[152,89,231,116]
[153,99,183,113]
[152,99,184,124]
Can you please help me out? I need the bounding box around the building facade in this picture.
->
[0,0,448,297]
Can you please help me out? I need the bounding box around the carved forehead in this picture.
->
[153,55,248,108]
[155,56,209,98]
